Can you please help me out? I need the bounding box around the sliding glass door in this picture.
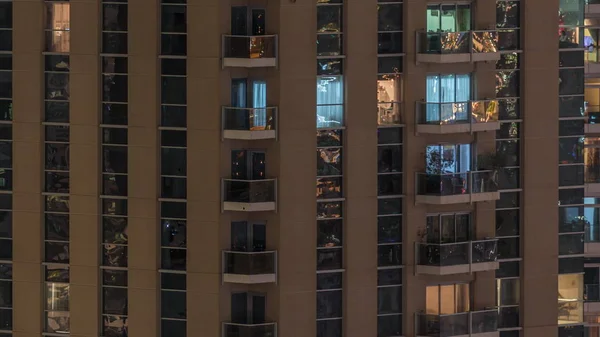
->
[425,144,471,174]
[425,74,471,123]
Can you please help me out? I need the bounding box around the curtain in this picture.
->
[426,74,471,123]
[440,75,455,122]
[458,144,471,173]
[426,75,440,123]
[317,76,344,128]
[252,80,267,128]
[231,79,246,108]
[455,74,470,121]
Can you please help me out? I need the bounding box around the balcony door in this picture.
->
[231,292,267,324]
[426,4,471,33]
[231,7,266,36]
[231,78,267,128]
[425,144,471,174]
[426,213,471,244]
[231,150,266,180]
[231,221,266,252]
[426,283,470,315]
[425,74,471,123]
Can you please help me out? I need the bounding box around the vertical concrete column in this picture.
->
[68,0,100,336]
[277,0,316,336]
[402,1,429,335]
[345,0,378,336]
[186,0,223,335]
[12,1,43,337]
[522,0,560,336]
[127,0,159,335]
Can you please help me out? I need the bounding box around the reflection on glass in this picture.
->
[317,76,344,128]
[45,283,70,333]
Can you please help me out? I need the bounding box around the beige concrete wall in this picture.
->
[12,1,44,337]
[276,1,317,337]
[522,0,560,335]
[69,1,101,336]
[345,0,378,336]
[186,0,223,335]
[128,0,159,336]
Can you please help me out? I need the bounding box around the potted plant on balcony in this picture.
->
[424,147,458,195]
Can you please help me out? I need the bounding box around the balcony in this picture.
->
[222,107,277,140]
[416,310,499,337]
[416,30,500,64]
[222,179,277,212]
[222,251,277,284]
[415,100,500,134]
[415,171,499,205]
[222,35,278,68]
[415,239,499,275]
[586,105,600,134]
[222,322,277,337]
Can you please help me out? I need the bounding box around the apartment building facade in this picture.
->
[0,0,585,337]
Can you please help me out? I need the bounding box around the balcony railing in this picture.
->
[222,322,277,337]
[416,30,500,63]
[416,309,498,337]
[222,107,277,140]
[222,35,278,68]
[222,179,277,212]
[222,250,277,284]
[415,100,500,134]
[415,239,499,275]
[415,171,499,204]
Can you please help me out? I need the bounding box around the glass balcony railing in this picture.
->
[416,239,498,267]
[222,35,277,60]
[222,107,277,133]
[585,284,600,302]
[416,100,499,126]
[471,239,499,263]
[470,310,499,335]
[223,251,276,276]
[415,171,498,197]
[417,30,498,55]
[222,179,276,204]
[223,322,277,337]
[416,310,498,337]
